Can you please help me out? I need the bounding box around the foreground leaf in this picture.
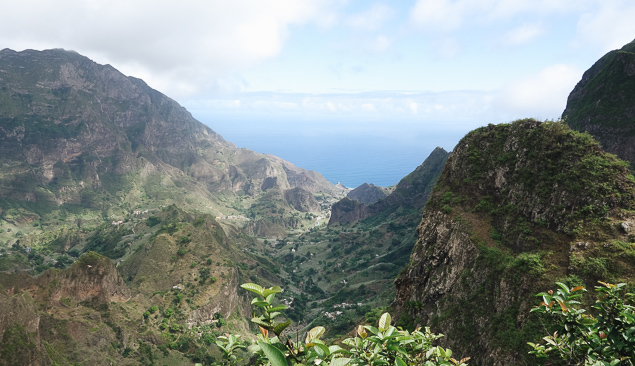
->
[241,283,264,296]
[258,341,289,366]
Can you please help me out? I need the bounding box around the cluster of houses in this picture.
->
[281,297,293,307]
[323,311,343,320]
[111,209,151,226]
[323,301,364,320]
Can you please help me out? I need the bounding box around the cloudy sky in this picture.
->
[3,0,635,185]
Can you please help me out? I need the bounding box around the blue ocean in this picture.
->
[197,116,469,188]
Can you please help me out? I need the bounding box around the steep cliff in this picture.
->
[563,38,635,167]
[393,120,635,365]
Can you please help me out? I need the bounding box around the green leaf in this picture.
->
[251,317,271,328]
[251,299,270,309]
[365,326,381,336]
[241,283,264,296]
[556,282,570,295]
[268,305,288,312]
[329,358,351,366]
[273,320,291,336]
[306,326,326,343]
[262,286,283,298]
[313,342,330,358]
[378,312,391,331]
[258,341,289,366]
[328,345,346,355]
[394,356,407,366]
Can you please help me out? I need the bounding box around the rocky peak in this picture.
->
[393,120,635,364]
[346,183,388,205]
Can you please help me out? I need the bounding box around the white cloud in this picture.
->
[0,0,340,98]
[409,0,466,32]
[347,3,395,31]
[497,64,582,119]
[185,91,500,126]
[574,1,635,53]
[501,23,546,46]
[369,35,392,53]
[436,37,461,58]
[408,0,572,32]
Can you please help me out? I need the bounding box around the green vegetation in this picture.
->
[237,282,470,366]
[434,120,635,241]
[529,282,635,365]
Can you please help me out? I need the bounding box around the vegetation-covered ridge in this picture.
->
[563,37,635,167]
[393,119,635,365]
[435,119,635,240]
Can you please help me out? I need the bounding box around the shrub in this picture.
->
[229,282,470,366]
[529,282,635,365]
[146,216,161,227]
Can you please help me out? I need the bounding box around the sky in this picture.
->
[3,0,635,185]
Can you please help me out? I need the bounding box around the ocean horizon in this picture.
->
[198,116,467,188]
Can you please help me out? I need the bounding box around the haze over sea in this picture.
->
[198,114,469,188]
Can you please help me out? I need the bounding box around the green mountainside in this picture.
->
[563,38,635,166]
[393,119,635,364]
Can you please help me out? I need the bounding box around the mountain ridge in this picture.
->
[0,48,344,240]
[563,38,635,167]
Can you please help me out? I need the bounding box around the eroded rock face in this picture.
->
[185,268,250,329]
[393,120,635,365]
[284,187,320,212]
[0,252,130,365]
[329,197,370,224]
[0,292,50,366]
[1,252,130,306]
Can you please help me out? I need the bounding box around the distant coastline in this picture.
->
[201,117,460,188]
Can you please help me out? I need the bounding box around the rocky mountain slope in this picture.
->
[0,48,344,241]
[563,38,635,166]
[392,120,635,365]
